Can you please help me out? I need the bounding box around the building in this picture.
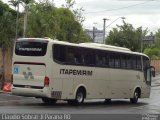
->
[85,28,103,43]
[143,35,155,45]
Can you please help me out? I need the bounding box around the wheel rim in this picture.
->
[77,92,83,103]
[134,91,139,100]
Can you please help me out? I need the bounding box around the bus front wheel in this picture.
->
[130,90,140,103]
[42,98,57,105]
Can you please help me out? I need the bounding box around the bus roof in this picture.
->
[79,43,131,52]
[17,38,149,58]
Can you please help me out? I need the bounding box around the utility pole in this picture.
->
[93,26,96,42]
[103,18,109,44]
[23,5,28,38]
[15,0,20,40]
[103,17,125,44]
[103,18,106,44]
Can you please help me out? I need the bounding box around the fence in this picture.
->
[151,59,160,75]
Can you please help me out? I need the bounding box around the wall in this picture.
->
[151,59,160,75]
[0,49,12,81]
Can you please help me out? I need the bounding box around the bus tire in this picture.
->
[68,88,85,105]
[130,89,140,104]
[42,98,57,105]
[104,99,111,104]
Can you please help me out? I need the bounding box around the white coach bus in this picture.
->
[12,38,155,105]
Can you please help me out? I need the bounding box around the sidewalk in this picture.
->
[152,74,160,87]
[153,74,160,81]
[0,90,11,94]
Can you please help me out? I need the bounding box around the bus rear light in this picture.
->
[44,76,49,87]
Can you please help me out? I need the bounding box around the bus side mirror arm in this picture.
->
[150,66,155,77]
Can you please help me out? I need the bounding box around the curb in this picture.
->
[0,90,11,94]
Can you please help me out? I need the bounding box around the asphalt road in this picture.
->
[0,76,159,120]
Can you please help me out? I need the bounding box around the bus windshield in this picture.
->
[15,40,48,56]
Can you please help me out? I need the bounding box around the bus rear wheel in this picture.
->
[68,89,85,105]
[130,90,140,104]
[42,98,57,105]
[104,99,111,104]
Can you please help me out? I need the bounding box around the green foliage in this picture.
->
[0,0,89,46]
[26,1,90,43]
[144,48,160,59]
[0,1,16,48]
[106,21,148,52]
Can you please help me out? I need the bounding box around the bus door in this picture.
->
[145,66,155,86]
[143,57,155,86]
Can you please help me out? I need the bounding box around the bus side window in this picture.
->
[115,54,120,68]
[104,54,109,66]
[109,55,115,67]
[126,56,132,69]
[67,47,75,64]
[132,56,137,69]
[84,54,93,65]
[74,50,82,64]
[137,57,142,70]
[53,44,66,63]
[121,55,126,68]
[96,53,104,66]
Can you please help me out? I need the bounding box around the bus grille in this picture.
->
[51,91,62,99]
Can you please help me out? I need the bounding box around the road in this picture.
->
[0,76,159,120]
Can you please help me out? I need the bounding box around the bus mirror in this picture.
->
[151,70,155,77]
[150,66,155,77]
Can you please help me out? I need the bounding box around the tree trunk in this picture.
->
[0,48,6,90]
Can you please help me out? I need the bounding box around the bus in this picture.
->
[12,38,155,105]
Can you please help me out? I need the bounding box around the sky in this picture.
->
[55,0,160,33]
[2,0,160,33]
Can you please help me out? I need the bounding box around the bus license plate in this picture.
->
[25,85,31,88]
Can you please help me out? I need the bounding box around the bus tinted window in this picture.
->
[82,49,95,65]
[115,54,120,68]
[109,55,115,67]
[96,52,106,66]
[121,55,126,68]
[53,44,143,70]
[126,56,132,69]
[137,56,142,69]
[15,41,48,56]
[54,45,66,62]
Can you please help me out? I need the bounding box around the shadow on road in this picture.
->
[0,99,147,109]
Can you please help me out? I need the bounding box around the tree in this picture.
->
[143,30,160,59]
[63,0,85,24]
[26,1,90,43]
[144,48,160,59]
[0,1,16,83]
[63,0,75,9]
[106,21,148,52]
